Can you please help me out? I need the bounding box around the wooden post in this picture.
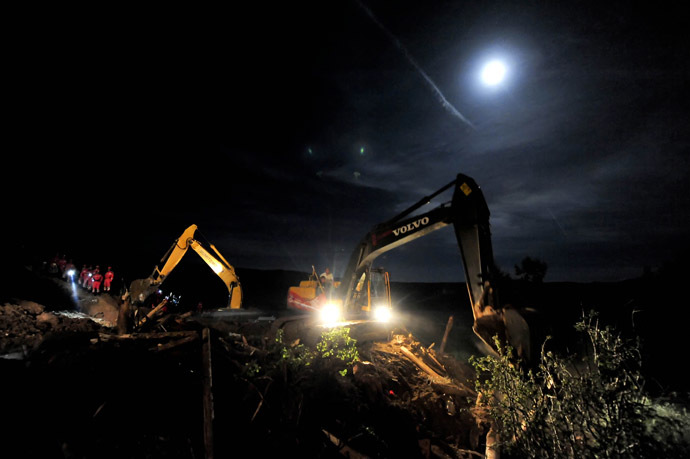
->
[201,328,214,459]
[116,299,133,335]
[486,426,500,459]
[439,315,454,354]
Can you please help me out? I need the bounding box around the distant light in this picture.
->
[480,60,507,86]
[360,147,365,155]
[308,147,313,155]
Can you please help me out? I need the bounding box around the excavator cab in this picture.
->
[287,266,393,323]
[350,267,392,321]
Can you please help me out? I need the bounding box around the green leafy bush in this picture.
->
[259,327,359,377]
[470,311,690,458]
[315,327,359,375]
[272,328,314,372]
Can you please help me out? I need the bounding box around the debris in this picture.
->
[98,331,198,342]
[322,429,367,459]
[440,315,454,354]
[1,273,483,458]
[399,345,450,384]
[152,334,198,352]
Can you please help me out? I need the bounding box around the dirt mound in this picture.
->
[0,301,106,356]
[77,292,120,326]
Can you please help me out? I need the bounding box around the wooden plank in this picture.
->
[99,331,198,341]
[399,346,450,384]
[151,335,198,352]
[439,315,454,354]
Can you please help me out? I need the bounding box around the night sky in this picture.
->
[5,1,690,284]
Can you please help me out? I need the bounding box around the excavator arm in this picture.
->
[128,224,242,309]
[336,173,530,361]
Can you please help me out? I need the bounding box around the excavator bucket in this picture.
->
[473,307,531,362]
[128,278,158,306]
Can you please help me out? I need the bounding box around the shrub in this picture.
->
[316,327,359,375]
[470,311,690,458]
[262,327,359,377]
[272,328,314,372]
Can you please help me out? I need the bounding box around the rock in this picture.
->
[36,312,59,327]
[18,301,45,315]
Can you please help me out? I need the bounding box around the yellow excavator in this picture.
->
[287,265,390,323]
[118,224,242,332]
[288,173,531,361]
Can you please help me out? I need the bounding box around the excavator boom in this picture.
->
[128,225,242,309]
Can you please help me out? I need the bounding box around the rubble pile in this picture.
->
[205,318,483,458]
[0,301,105,356]
[1,291,488,458]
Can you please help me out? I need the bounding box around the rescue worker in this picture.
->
[104,267,114,292]
[320,267,334,296]
[48,253,60,276]
[57,255,68,277]
[62,259,76,281]
[91,268,103,294]
[84,266,95,291]
[78,265,89,286]
[320,268,334,285]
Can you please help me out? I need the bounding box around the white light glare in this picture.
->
[320,303,342,324]
[481,60,507,86]
[373,305,392,322]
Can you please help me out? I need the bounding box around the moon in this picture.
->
[480,60,507,86]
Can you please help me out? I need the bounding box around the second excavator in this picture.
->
[288,173,532,361]
[119,225,242,332]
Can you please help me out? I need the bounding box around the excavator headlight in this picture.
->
[373,305,392,322]
[320,302,342,324]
